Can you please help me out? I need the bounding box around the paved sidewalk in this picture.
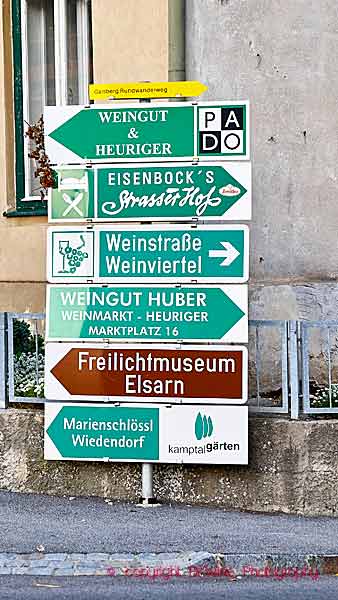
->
[0,490,337,577]
[0,490,337,555]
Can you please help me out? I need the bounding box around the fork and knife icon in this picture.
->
[62,192,84,217]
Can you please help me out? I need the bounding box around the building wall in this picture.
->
[0,0,169,312]
[92,0,168,83]
[0,0,335,382]
[186,0,338,322]
[0,1,46,311]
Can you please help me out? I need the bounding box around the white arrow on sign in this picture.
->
[208,242,240,266]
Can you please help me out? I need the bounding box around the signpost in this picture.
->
[45,403,248,464]
[43,86,251,472]
[89,81,208,101]
[45,344,248,404]
[48,162,252,223]
[46,284,248,343]
[47,224,249,284]
[44,101,250,163]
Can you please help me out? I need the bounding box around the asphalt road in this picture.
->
[0,575,336,600]
[0,490,338,554]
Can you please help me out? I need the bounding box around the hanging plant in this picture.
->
[25,114,57,199]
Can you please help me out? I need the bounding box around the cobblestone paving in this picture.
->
[0,552,327,577]
[0,552,214,576]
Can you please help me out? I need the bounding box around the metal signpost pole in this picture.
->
[140,95,154,506]
[141,463,155,504]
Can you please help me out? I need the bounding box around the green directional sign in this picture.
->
[46,284,248,343]
[45,403,248,464]
[47,225,249,284]
[45,101,249,163]
[45,404,160,461]
[48,163,251,223]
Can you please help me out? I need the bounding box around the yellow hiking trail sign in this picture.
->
[89,81,208,101]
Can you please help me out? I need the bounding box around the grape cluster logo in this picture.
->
[58,235,89,274]
[195,412,213,441]
[51,230,95,279]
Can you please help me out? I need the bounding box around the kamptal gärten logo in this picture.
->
[195,412,213,440]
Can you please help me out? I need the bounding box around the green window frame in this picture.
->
[5,0,44,216]
[6,0,92,218]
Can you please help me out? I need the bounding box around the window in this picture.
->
[9,0,92,216]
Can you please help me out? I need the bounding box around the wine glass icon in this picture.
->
[58,235,88,274]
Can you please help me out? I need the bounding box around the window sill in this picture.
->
[4,207,47,218]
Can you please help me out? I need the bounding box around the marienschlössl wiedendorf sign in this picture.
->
[45,403,248,464]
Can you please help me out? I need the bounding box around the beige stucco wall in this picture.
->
[92,0,169,83]
[0,0,169,312]
[0,0,47,313]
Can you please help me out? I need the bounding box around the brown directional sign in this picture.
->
[45,344,247,405]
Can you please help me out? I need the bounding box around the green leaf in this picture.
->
[207,416,213,437]
[195,413,203,441]
[203,415,208,438]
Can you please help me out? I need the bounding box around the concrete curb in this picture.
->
[0,552,335,577]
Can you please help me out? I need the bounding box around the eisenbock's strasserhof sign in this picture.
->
[44,403,248,464]
[44,101,250,163]
[48,163,252,223]
[44,343,248,404]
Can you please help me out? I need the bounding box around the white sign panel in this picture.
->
[47,162,252,223]
[44,101,250,164]
[44,343,248,405]
[45,403,248,465]
[46,224,249,284]
[45,284,248,344]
